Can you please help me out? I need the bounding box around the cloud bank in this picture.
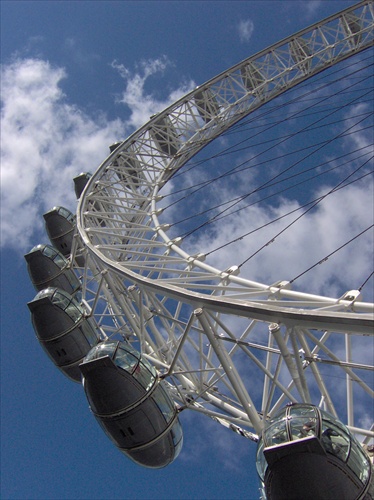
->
[0,56,195,252]
[1,54,372,301]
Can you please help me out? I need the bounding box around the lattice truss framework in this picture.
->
[75,2,374,439]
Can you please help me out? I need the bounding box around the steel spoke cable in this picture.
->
[172,56,373,179]
[224,88,373,140]
[164,76,372,216]
[170,147,372,230]
[201,61,373,162]
[182,117,372,237]
[223,54,374,136]
[179,108,373,240]
[163,81,373,215]
[358,272,374,293]
[225,92,373,137]
[237,157,373,269]
[164,118,373,210]
[224,102,373,144]
[289,225,374,286]
[185,162,373,238]
[224,78,373,139]
[165,115,373,209]
[204,168,373,257]
[164,117,372,231]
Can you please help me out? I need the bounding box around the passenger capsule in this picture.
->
[43,206,85,267]
[194,88,220,123]
[27,288,101,382]
[110,150,142,191]
[43,206,76,257]
[109,142,121,153]
[80,341,183,468]
[342,12,362,47]
[73,172,92,199]
[150,116,180,156]
[241,61,267,96]
[289,37,311,74]
[256,403,373,500]
[24,244,80,293]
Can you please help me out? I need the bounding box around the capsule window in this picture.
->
[50,290,82,323]
[256,438,267,481]
[171,420,183,446]
[264,418,289,446]
[85,342,118,361]
[64,301,83,323]
[288,405,318,440]
[320,421,350,461]
[44,246,65,268]
[50,289,70,310]
[132,362,155,391]
[41,245,57,259]
[348,439,371,483]
[59,206,75,222]
[114,345,140,373]
[152,384,176,423]
[82,322,100,347]
[137,356,157,377]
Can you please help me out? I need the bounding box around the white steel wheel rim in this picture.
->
[76,1,374,439]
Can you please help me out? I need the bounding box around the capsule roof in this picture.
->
[80,341,183,468]
[256,403,372,499]
[24,244,80,293]
[73,172,92,199]
[43,206,76,257]
[83,341,157,378]
[28,287,87,340]
[28,287,100,382]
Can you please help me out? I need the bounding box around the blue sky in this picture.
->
[1,1,372,499]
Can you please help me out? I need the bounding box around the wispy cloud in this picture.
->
[238,19,255,43]
[63,37,101,68]
[0,56,194,252]
[111,56,195,130]
[185,177,373,299]
[304,0,323,19]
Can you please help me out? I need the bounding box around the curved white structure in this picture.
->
[75,1,373,443]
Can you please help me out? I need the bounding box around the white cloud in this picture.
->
[181,175,373,300]
[0,58,124,252]
[0,56,195,253]
[304,0,323,19]
[112,57,195,130]
[63,37,101,68]
[238,19,255,43]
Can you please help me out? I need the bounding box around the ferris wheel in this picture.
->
[26,1,373,499]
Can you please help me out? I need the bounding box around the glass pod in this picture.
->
[43,206,76,257]
[28,287,100,382]
[80,341,183,468]
[256,403,372,500]
[24,244,80,293]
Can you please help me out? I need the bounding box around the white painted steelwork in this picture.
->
[75,1,374,441]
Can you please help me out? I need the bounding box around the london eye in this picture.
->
[25,2,374,498]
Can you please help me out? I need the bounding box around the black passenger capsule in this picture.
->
[194,88,220,123]
[241,61,267,97]
[24,244,80,293]
[150,116,180,156]
[256,403,373,500]
[73,172,92,199]
[28,288,101,382]
[43,206,76,257]
[80,341,183,468]
[43,206,85,267]
[289,37,311,74]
